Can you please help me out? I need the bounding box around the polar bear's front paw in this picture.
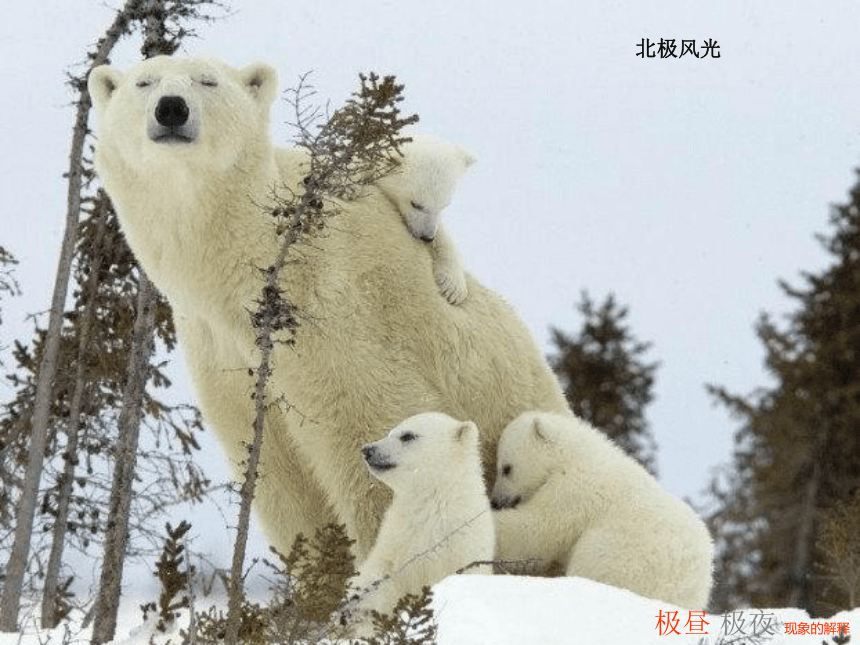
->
[435,267,468,305]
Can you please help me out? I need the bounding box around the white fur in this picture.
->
[87,56,569,560]
[377,134,474,305]
[492,411,713,609]
[352,412,493,621]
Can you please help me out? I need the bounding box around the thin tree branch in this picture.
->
[0,0,142,631]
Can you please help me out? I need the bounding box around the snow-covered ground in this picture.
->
[4,576,857,645]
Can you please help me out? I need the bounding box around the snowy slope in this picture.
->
[434,576,857,645]
[4,575,857,645]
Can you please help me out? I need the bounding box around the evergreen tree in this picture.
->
[707,168,860,615]
[548,292,659,475]
[0,246,20,330]
[0,1,220,633]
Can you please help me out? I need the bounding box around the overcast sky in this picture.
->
[3,2,860,571]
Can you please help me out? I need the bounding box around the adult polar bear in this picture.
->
[87,55,568,558]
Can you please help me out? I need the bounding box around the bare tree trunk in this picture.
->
[788,459,820,612]
[222,75,416,642]
[224,139,325,645]
[89,6,175,639]
[90,274,157,645]
[225,191,316,645]
[223,332,271,645]
[40,210,109,629]
[0,5,139,631]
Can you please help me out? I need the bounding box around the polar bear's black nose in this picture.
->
[491,495,520,510]
[361,445,375,461]
[155,96,189,127]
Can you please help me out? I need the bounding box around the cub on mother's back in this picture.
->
[377,134,475,305]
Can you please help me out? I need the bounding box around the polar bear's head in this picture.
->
[361,412,480,491]
[88,56,278,181]
[377,134,475,242]
[491,412,562,510]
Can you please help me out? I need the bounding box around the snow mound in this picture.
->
[433,575,859,645]
[4,575,857,645]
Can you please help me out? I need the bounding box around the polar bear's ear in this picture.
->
[531,418,553,444]
[454,421,477,443]
[458,147,476,169]
[240,63,278,105]
[88,65,123,108]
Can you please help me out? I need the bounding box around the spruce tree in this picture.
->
[548,292,659,475]
[707,168,860,615]
[0,1,219,633]
[0,246,19,331]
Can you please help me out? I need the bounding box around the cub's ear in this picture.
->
[458,147,476,169]
[455,420,478,443]
[531,417,553,444]
[240,63,278,105]
[88,65,123,108]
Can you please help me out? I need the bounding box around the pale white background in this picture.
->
[3,1,860,583]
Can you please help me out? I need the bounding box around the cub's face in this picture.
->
[361,412,478,491]
[87,56,277,177]
[397,163,461,242]
[382,135,475,242]
[491,413,558,510]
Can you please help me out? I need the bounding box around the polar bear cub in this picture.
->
[377,134,475,305]
[352,412,494,618]
[491,411,713,609]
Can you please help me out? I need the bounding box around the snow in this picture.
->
[4,575,857,645]
[434,576,857,644]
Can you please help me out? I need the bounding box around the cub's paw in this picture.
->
[435,268,468,305]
